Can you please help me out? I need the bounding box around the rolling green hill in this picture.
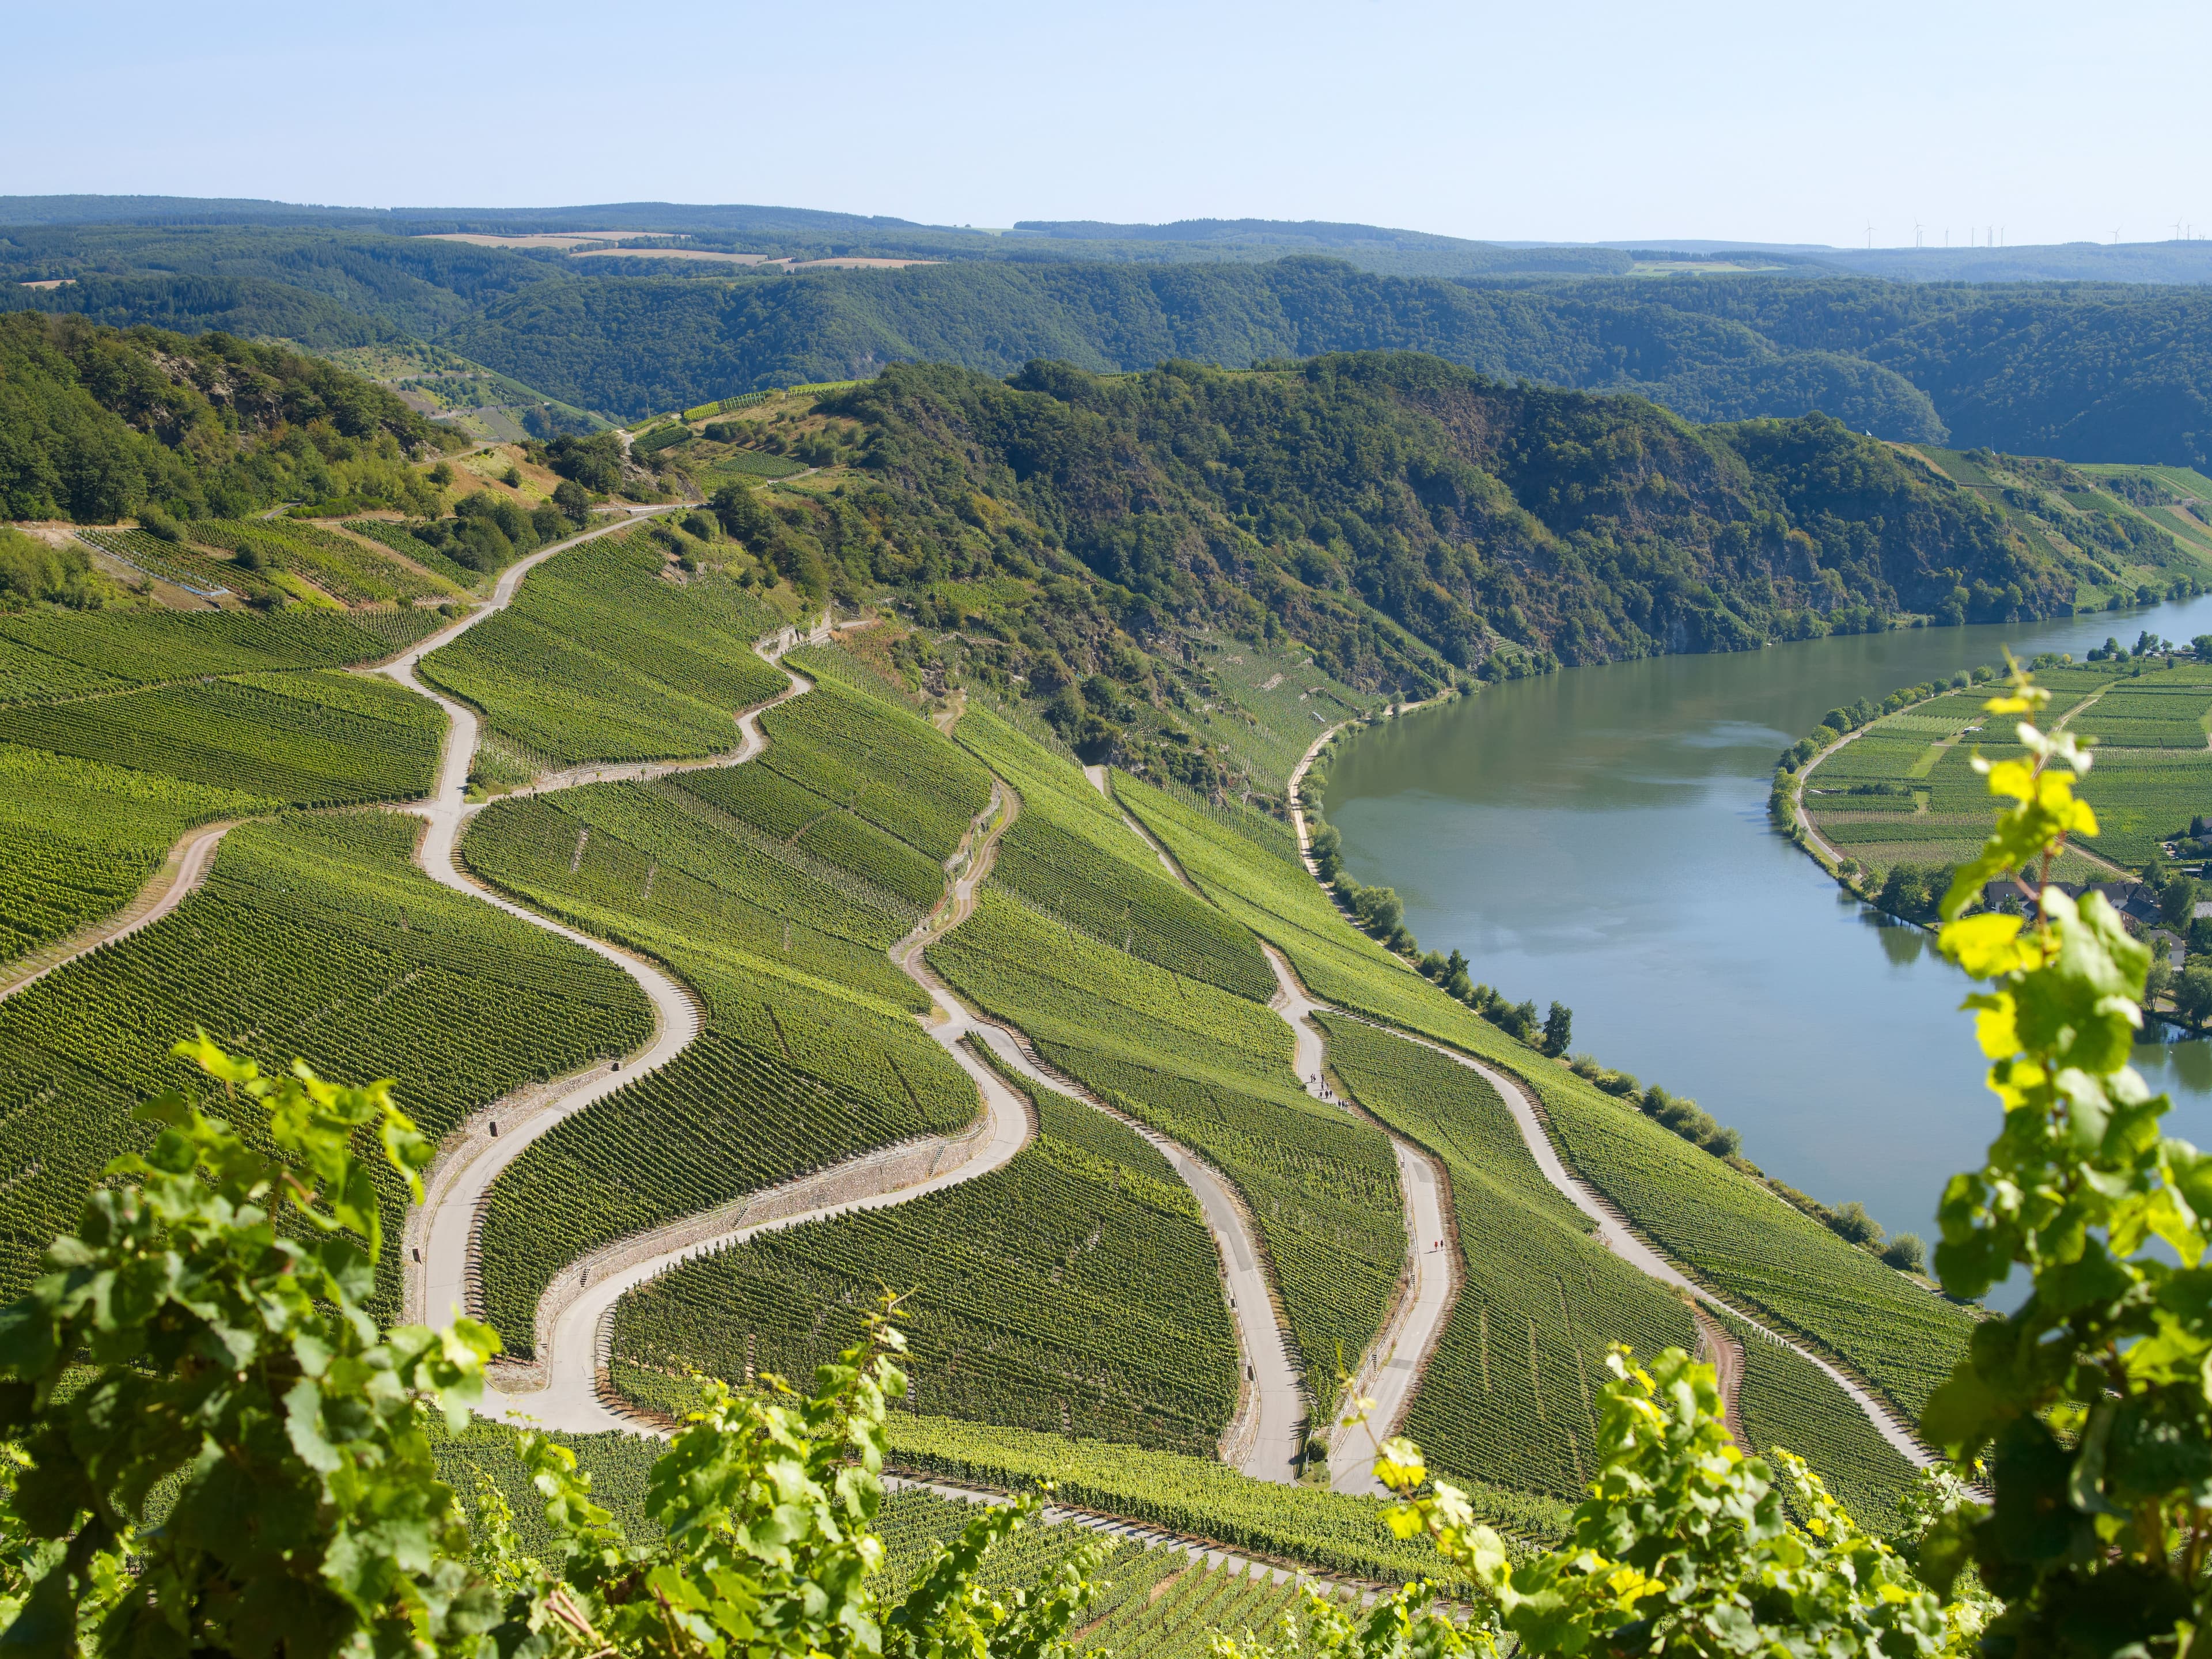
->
[0,310,456,522]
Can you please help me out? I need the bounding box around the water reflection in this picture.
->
[1869,914,1928,967]
[1324,596,2212,1312]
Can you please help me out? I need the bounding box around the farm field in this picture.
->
[612,1080,1241,1456]
[460,641,1005,1355]
[419,527,790,767]
[1908,447,2212,607]
[0,668,446,964]
[1117,774,1975,1427]
[0,811,653,1313]
[1313,1013,1700,1499]
[1804,657,2212,871]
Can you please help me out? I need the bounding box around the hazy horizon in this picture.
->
[13,0,2210,251]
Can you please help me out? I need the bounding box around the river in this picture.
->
[1322,601,2212,1305]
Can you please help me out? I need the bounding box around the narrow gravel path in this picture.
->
[1079,765,1442,1490]
[0,816,242,1004]
[1338,1014,1930,1469]
[378,586,1291,1469]
[1256,948,1456,1498]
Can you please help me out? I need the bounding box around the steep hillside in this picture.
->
[804,354,2077,679]
[0,312,457,521]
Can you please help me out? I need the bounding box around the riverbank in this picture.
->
[1311,600,2212,1301]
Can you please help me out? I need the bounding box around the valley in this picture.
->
[9,249,2212,1653]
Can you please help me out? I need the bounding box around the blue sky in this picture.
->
[14,0,2210,248]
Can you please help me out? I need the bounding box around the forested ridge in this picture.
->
[0,312,456,521]
[10,210,2212,467]
[813,353,2067,687]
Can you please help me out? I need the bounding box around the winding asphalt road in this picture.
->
[1079,764,1455,1494]
[358,540,1304,1474]
[1257,947,1457,1497]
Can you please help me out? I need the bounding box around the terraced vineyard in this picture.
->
[458,654,998,1358]
[0,744,270,966]
[878,1414,1566,1580]
[1313,1013,1698,1498]
[1118,775,1974,1429]
[340,518,486,589]
[0,812,653,1313]
[0,607,430,704]
[928,889,1403,1413]
[1718,1309,1917,1532]
[463,775,978,1357]
[950,705,1275,999]
[762,656,993,859]
[612,1082,1241,1455]
[75,528,286,603]
[419,528,789,765]
[189,517,467,605]
[0,671,444,805]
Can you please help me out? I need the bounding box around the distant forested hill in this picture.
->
[785,354,2076,691]
[10,207,2212,470]
[437,259,1947,438]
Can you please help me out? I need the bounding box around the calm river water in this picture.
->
[1323,601,2212,1304]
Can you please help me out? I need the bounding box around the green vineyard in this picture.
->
[75,527,290,604]
[1804,659,2212,869]
[611,1080,1241,1456]
[476,1019,979,1352]
[927,889,1404,1413]
[1717,1309,1916,1533]
[459,661,996,1355]
[419,528,789,766]
[340,518,487,590]
[950,704,1275,1001]
[0,812,653,1313]
[761,657,994,861]
[1313,1013,1698,1499]
[1117,772,1972,1432]
[0,743,271,966]
[0,607,430,706]
[878,1414,1565,1581]
[0,671,444,805]
[188,517,467,606]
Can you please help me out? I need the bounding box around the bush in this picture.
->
[2177,962,2212,1024]
[1828,1199,1884,1247]
[547,432,623,493]
[0,527,108,611]
[136,504,185,542]
[552,478,592,522]
[1880,1232,1926,1272]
